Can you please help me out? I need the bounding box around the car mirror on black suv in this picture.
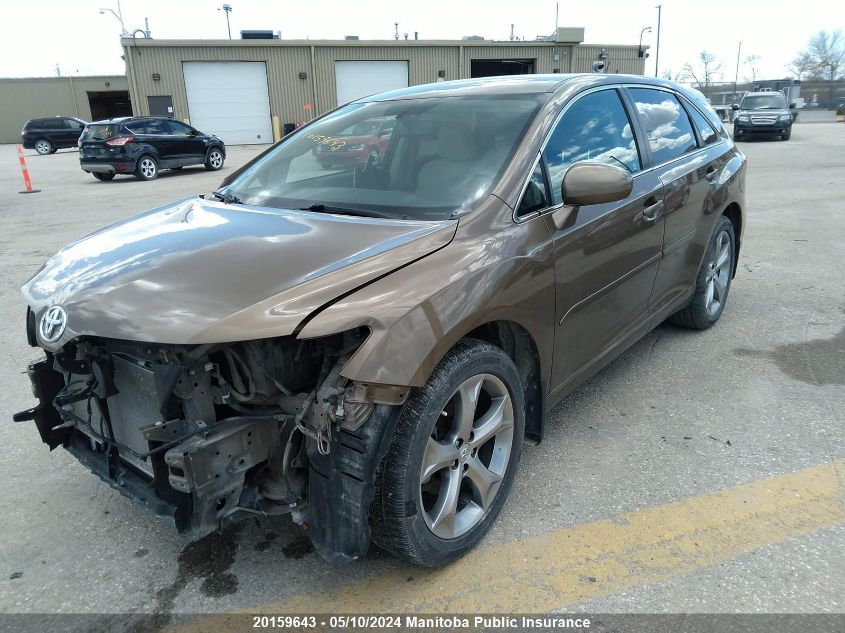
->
[732,103,740,111]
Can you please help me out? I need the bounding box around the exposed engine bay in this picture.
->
[15,327,408,562]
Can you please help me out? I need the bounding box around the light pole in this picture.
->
[99,0,128,36]
[219,4,233,40]
[654,5,662,77]
[639,26,652,60]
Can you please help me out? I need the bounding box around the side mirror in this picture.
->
[731,103,740,111]
[562,162,633,207]
[550,163,633,229]
[190,129,199,136]
[789,102,796,109]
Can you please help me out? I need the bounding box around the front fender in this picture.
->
[298,211,556,389]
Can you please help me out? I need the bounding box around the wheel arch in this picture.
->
[722,202,742,278]
[463,321,545,444]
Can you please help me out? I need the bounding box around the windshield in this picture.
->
[740,94,788,110]
[220,95,545,220]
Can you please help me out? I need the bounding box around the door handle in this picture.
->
[705,166,719,183]
[642,198,664,223]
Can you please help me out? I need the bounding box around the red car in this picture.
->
[312,117,394,169]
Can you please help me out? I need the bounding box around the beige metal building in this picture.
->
[0,75,130,143]
[121,28,647,145]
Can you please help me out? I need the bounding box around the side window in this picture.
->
[682,99,719,146]
[166,120,193,135]
[65,119,84,131]
[628,88,697,164]
[43,119,64,130]
[543,89,641,205]
[143,120,168,135]
[517,161,550,217]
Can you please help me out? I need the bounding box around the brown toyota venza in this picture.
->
[16,74,745,566]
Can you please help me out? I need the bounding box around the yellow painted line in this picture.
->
[176,460,843,629]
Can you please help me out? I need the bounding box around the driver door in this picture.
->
[544,88,665,395]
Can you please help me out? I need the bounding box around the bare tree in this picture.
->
[794,30,845,106]
[744,54,761,84]
[682,51,723,89]
[786,51,815,80]
[660,68,683,82]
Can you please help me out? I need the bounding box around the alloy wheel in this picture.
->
[209,150,223,168]
[35,141,51,155]
[140,158,157,179]
[705,229,731,317]
[420,373,514,539]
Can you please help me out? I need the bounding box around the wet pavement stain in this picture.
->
[254,531,278,552]
[734,325,844,386]
[282,533,315,559]
[133,524,243,633]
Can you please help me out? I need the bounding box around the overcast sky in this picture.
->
[1,0,842,81]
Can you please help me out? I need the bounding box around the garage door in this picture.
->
[335,61,409,106]
[182,62,273,145]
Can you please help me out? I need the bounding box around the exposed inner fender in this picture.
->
[305,403,402,562]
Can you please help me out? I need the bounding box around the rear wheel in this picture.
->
[669,215,735,330]
[371,339,525,566]
[34,139,52,155]
[204,148,224,171]
[92,172,115,181]
[135,155,158,181]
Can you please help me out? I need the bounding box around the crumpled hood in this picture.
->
[23,197,456,349]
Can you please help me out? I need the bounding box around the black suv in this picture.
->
[732,92,794,141]
[78,117,226,181]
[22,117,87,155]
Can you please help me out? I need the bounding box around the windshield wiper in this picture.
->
[298,203,389,219]
[212,189,242,205]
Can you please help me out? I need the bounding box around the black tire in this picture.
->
[34,139,53,155]
[135,155,158,181]
[669,215,736,330]
[782,129,791,141]
[204,147,224,171]
[92,172,115,181]
[371,338,525,566]
[49,148,58,154]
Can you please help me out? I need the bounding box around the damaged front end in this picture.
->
[14,327,407,561]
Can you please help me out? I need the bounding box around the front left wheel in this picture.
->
[371,339,525,566]
[205,148,224,171]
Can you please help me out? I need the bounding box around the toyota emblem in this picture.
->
[39,306,67,343]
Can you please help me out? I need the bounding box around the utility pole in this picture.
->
[555,2,559,31]
[219,4,233,40]
[394,23,399,40]
[654,5,662,77]
[732,41,742,110]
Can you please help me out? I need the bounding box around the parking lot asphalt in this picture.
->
[0,123,843,622]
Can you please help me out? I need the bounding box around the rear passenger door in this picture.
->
[625,87,728,317]
[543,88,665,393]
